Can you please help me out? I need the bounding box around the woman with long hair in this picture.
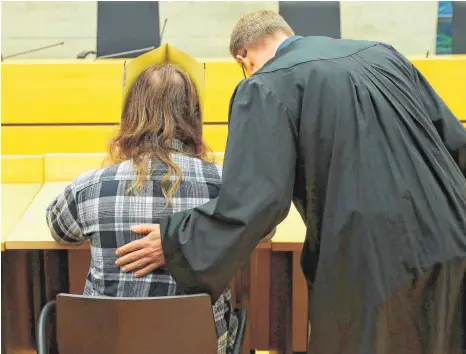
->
[46,64,237,353]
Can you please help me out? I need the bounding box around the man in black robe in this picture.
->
[115,10,466,354]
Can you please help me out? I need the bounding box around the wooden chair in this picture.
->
[37,293,247,354]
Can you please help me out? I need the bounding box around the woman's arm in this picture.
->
[46,184,87,245]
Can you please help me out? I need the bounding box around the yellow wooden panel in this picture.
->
[204,125,228,152]
[212,152,224,165]
[44,152,224,182]
[204,61,242,123]
[44,153,107,182]
[1,61,123,124]
[2,125,228,154]
[1,59,242,125]
[1,125,118,154]
[1,155,44,183]
[412,58,466,122]
[1,183,42,250]
[2,58,464,125]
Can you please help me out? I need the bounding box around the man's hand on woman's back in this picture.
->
[115,224,165,277]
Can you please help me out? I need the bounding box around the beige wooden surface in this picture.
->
[5,182,305,251]
[6,182,88,250]
[271,205,306,251]
[1,183,42,251]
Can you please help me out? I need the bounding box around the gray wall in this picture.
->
[159,1,278,58]
[1,1,97,59]
[1,1,439,59]
[340,1,438,56]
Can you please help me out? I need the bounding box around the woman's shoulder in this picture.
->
[201,160,223,179]
[171,154,223,181]
[71,160,134,192]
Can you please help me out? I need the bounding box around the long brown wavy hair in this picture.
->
[106,64,212,203]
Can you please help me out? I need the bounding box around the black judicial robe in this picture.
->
[161,37,466,353]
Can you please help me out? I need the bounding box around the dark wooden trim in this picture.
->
[67,250,91,295]
[249,248,272,349]
[292,250,308,352]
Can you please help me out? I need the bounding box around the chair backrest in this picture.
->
[279,1,341,39]
[96,1,161,58]
[56,293,218,354]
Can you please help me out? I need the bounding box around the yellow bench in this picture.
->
[2,56,465,157]
[1,125,229,155]
[1,60,242,124]
[412,57,466,123]
[2,57,465,124]
[43,152,224,181]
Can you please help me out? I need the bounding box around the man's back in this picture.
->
[251,36,466,353]
[255,36,466,269]
[133,12,466,354]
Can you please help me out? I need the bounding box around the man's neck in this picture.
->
[273,35,293,56]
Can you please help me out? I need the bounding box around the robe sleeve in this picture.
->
[413,67,466,176]
[160,78,297,301]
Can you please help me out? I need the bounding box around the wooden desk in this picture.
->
[1,183,42,353]
[3,183,73,353]
[6,182,87,250]
[1,183,42,251]
[272,206,306,251]
[3,182,309,353]
[2,182,272,353]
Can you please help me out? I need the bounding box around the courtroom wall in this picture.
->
[1,1,439,59]
[340,1,438,56]
[1,1,98,59]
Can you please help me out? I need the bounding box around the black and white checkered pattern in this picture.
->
[46,141,238,354]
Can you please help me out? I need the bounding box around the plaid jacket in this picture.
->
[46,141,238,354]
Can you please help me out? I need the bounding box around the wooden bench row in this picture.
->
[2,56,466,126]
[2,60,243,125]
[1,125,229,155]
[1,152,224,183]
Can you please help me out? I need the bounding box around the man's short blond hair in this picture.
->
[229,10,295,57]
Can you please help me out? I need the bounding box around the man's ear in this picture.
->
[235,55,245,65]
